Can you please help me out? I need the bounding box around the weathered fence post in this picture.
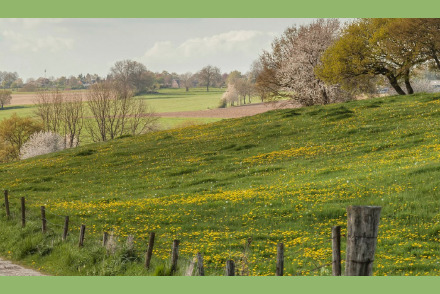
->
[126,235,134,252]
[79,224,86,247]
[170,239,180,274]
[4,190,10,218]
[345,206,381,276]
[185,256,196,276]
[103,232,109,247]
[197,252,205,276]
[226,260,235,276]
[40,206,47,233]
[145,232,155,269]
[332,226,341,276]
[276,243,284,276]
[20,197,25,227]
[62,216,69,241]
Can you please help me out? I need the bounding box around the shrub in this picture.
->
[19,131,66,160]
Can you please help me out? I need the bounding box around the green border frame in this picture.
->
[0,0,439,17]
[1,276,437,293]
[1,0,440,293]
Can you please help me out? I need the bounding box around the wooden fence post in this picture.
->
[276,243,284,276]
[4,190,10,218]
[226,260,235,276]
[126,235,134,252]
[197,252,205,276]
[62,216,69,241]
[332,226,342,276]
[20,197,25,227]
[103,232,109,247]
[170,239,180,274]
[145,232,155,269]
[345,206,381,276]
[79,224,86,247]
[40,206,47,233]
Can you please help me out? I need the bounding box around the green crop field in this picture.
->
[0,88,227,132]
[137,88,228,113]
[1,93,440,276]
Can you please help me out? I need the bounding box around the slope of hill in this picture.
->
[1,93,440,276]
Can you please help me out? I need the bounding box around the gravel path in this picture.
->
[0,258,45,276]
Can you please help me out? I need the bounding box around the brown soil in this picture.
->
[156,101,301,119]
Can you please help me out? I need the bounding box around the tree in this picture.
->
[197,65,221,92]
[0,90,12,109]
[179,72,194,92]
[86,81,157,142]
[34,90,64,133]
[257,18,349,106]
[110,60,155,95]
[19,131,66,160]
[226,70,242,85]
[220,83,239,107]
[34,90,84,148]
[409,19,440,71]
[0,72,19,89]
[0,114,42,161]
[316,19,430,96]
[63,92,84,148]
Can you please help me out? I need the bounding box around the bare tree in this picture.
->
[34,90,64,133]
[86,81,158,142]
[198,65,221,92]
[0,90,12,109]
[63,92,84,147]
[234,77,254,105]
[179,72,194,92]
[34,90,84,148]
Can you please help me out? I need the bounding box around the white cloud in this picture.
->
[2,30,74,53]
[139,30,275,72]
[6,18,64,29]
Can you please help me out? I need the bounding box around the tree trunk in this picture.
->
[433,54,440,71]
[404,70,414,95]
[185,87,189,92]
[321,88,330,105]
[386,74,406,95]
[206,84,209,92]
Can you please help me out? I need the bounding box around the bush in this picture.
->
[19,131,66,160]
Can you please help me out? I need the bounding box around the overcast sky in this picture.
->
[0,18,318,80]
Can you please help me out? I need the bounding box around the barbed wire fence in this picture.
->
[1,190,381,276]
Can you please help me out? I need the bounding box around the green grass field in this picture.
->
[137,88,228,112]
[1,93,440,276]
[0,88,227,125]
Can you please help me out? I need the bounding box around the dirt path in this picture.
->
[156,101,300,119]
[0,258,45,276]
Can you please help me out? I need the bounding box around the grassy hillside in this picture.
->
[1,93,440,276]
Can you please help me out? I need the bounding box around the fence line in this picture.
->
[1,190,381,276]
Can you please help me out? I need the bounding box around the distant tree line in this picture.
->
[0,62,230,97]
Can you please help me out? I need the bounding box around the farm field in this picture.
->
[2,88,256,129]
[1,93,440,275]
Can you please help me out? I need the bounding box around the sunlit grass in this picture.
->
[1,93,440,275]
